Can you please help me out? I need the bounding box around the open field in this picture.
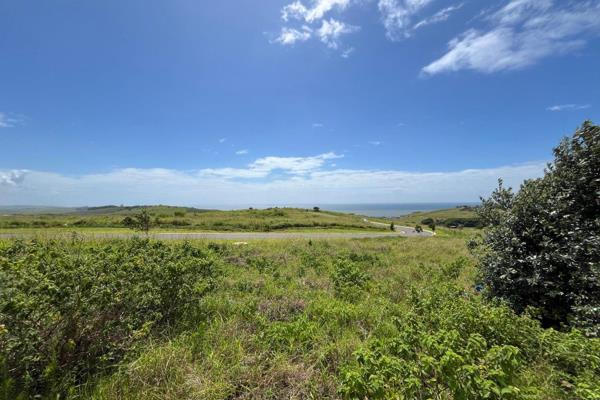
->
[1,234,598,399]
[0,206,387,233]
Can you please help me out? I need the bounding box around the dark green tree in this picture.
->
[415,225,423,233]
[390,222,395,231]
[475,121,600,336]
[130,208,152,234]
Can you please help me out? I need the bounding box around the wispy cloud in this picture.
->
[369,141,382,146]
[312,122,324,128]
[341,47,355,58]
[547,104,591,112]
[273,0,461,53]
[413,3,463,31]
[378,0,444,40]
[0,160,546,206]
[235,149,249,155]
[317,19,359,49]
[422,0,600,75]
[0,112,21,128]
[219,137,227,143]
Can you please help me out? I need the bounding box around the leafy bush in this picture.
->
[475,121,600,336]
[0,239,221,398]
[339,278,600,399]
[331,258,369,300]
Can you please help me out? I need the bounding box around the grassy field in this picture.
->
[1,233,598,399]
[0,206,385,233]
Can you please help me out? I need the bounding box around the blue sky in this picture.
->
[1,0,599,206]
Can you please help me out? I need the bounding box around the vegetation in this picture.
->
[123,208,153,234]
[0,207,384,233]
[474,121,600,336]
[0,238,221,398]
[395,206,482,229]
[1,234,598,399]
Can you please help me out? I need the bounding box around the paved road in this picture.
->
[0,222,433,241]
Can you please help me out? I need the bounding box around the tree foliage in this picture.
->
[135,208,152,233]
[475,121,600,336]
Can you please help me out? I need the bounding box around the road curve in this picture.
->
[362,219,435,237]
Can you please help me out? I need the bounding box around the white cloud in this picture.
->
[199,152,343,179]
[235,149,249,155]
[0,161,546,206]
[547,104,591,112]
[378,0,436,40]
[282,0,351,23]
[369,141,382,146]
[275,0,357,52]
[273,0,460,52]
[273,26,312,45]
[317,19,359,49]
[422,0,600,75]
[219,137,226,143]
[0,112,20,128]
[413,3,463,30]
[312,122,324,128]
[248,152,342,174]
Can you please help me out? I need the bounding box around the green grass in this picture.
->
[394,206,478,224]
[0,207,385,233]
[2,233,598,399]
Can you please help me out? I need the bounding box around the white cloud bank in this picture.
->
[0,153,546,206]
[422,0,600,75]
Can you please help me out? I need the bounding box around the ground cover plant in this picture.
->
[1,235,598,399]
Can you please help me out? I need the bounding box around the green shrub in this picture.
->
[339,279,600,399]
[0,239,221,398]
[475,121,600,335]
[331,258,369,300]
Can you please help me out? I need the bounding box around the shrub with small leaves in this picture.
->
[474,121,600,336]
[0,238,221,398]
